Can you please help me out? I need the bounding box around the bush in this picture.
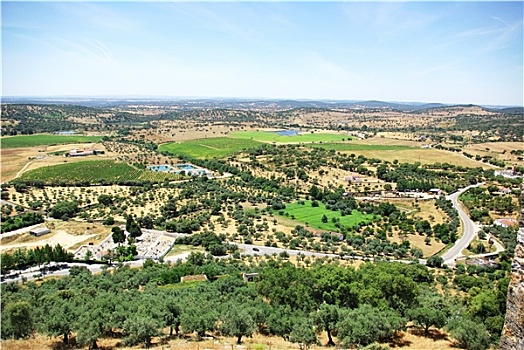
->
[49,201,78,220]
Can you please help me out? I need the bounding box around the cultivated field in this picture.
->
[278,200,374,231]
[159,137,262,159]
[17,160,184,184]
[1,134,102,148]
[1,142,111,182]
[230,130,351,143]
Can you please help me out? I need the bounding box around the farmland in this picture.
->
[158,137,262,159]
[0,101,521,350]
[277,200,375,231]
[1,134,102,149]
[17,160,183,184]
[311,143,413,151]
[230,130,351,143]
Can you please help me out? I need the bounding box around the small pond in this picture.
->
[275,130,299,136]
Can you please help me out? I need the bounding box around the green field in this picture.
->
[18,160,183,183]
[1,134,103,149]
[159,137,262,159]
[310,143,413,151]
[277,200,374,231]
[230,130,351,143]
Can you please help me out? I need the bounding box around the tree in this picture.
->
[289,317,318,350]
[112,226,125,245]
[3,301,34,339]
[220,304,257,344]
[180,293,218,339]
[162,297,181,337]
[426,255,444,268]
[311,303,339,346]
[97,194,113,206]
[38,291,78,345]
[123,316,160,349]
[126,216,142,238]
[75,294,110,350]
[337,304,405,347]
[407,291,448,334]
[49,201,78,220]
[446,316,491,350]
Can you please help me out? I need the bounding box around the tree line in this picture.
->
[1,256,507,350]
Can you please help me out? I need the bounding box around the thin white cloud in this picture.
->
[414,61,459,77]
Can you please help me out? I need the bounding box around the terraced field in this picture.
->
[1,134,102,148]
[159,137,262,159]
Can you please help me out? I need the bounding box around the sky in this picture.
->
[2,1,523,106]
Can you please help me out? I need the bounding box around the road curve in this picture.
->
[441,183,484,265]
[2,183,494,284]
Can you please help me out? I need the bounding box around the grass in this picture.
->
[159,137,262,159]
[230,130,351,143]
[310,143,413,151]
[18,160,183,183]
[276,200,374,231]
[166,244,204,257]
[1,134,102,149]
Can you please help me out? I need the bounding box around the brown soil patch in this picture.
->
[1,327,461,350]
[0,221,110,253]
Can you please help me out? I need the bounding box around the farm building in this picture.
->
[494,218,519,228]
[344,174,362,183]
[66,149,104,157]
[30,227,51,237]
[429,188,442,196]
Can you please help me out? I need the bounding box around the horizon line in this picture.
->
[2,95,522,108]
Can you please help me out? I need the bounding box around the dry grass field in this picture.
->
[137,121,250,144]
[1,143,112,182]
[0,221,110,253]
[463,141,524,167]
[0,327,462,350]
[349,136,494,168]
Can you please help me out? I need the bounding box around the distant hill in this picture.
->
[3,97,519,113]
[494,107,524,114]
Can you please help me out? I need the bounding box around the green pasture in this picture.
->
[1,134,102,149]
[18,160,183,183]
[310,143,413,151]
[277,200,374,232]
[159,137,262,159]
[229,130,351,143]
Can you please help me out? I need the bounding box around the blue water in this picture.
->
[57,130,77,135]
[275,130,299,136]
[175,164,196,170]
[148,165,173,172]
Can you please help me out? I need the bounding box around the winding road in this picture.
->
[441,183,484,266]
[3,182,506,283]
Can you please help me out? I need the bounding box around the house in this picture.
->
[429,188,442,196]
[66,149,94,157]
[498,187,512,195]
[494,218,518,228]
[30,227,51,237]
[344,175,362,183]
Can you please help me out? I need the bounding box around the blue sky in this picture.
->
[2,1,523,106]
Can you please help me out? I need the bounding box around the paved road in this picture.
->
[3,182,504,283]
[441,183,484,266]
